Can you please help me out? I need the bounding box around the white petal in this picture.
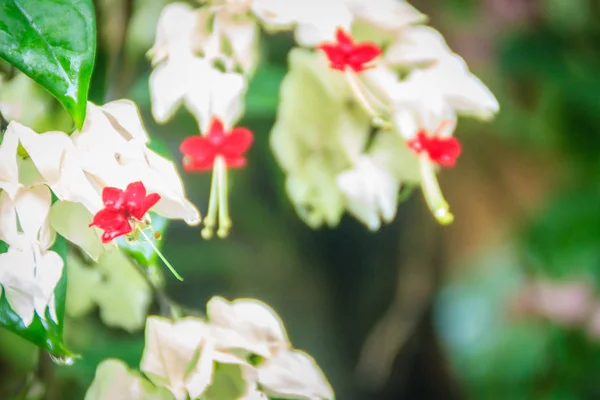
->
[150,2,199,63]
[207,296,290,358]
[437,54,500,119]
[293,0,353,46]
[85,359,175,400]
[100,99,150,142]
[345,0,426,31]
[13,185,51,245]
[185,67,247,132]
[258,350,334,400]
[336,156,400,231]
[0,191,18,246]
[0,124,22,199]
[144,151,201,225]
[217,14,260,73]
[49,201,104,261]
[16,122,102,213]
[140,317,208,400]
[385,26,452,67]
[33,249,64,322]
[149,57,193,124]
[0,237,41,326]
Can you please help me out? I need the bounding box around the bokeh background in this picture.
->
[2,0,600,399]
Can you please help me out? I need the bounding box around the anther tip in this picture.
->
[216,228,230,239]
[435,208,454,225]
[201,228,213,240]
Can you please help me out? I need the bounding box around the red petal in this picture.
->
[224,155,247,169]
[221,127,253,157]
[319,44,346,70]
[130,192,161,220]
[348,44,381,72]
[102,187,125,210]
[124,181,146,203]
[181,136,216,157]
[100,222,133,243]
[181,136,218,169]
[89,209,129,230]
[335,28,353,46]
[183,158,215,172]
[206,117,225,138]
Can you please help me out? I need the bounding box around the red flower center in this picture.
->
[89,181,161,243]
[318,28,382,73]
[179,118,254,172]
[407,131,462,168]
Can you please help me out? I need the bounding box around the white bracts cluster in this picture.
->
[269,0,499,230]
[85,297,334,400]
[0,99,199,327]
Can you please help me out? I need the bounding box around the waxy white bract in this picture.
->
[86,296,334,400]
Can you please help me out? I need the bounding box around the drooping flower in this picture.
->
[406,120,461,224]
[180,117,253,239]
[89,182,160,244]
[318,28,381,73]
[407,130,462,168]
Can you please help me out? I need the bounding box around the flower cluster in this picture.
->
[85,297,334,400]
[149,0,498,231]
[268,1,499,229]
[0,98,199,325]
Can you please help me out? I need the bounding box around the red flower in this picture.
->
[408,131,462,168]
[180,118,253,171]
[318,28,382,72]
[89,181,161,243]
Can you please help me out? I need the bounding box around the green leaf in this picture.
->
[202,363,247,400]
[118,212,169,268]
[0,0,96,130]
[0,235,72,357]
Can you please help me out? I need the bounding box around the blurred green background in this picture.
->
[2,0,600,399]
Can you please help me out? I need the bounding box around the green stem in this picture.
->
[139,229,183,281]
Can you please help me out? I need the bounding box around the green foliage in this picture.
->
[0,0,96,130]
[0,235,71,357]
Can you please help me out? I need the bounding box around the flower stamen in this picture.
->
[419,154,454,225]
[407,126,462,225]
[180,118,253,239]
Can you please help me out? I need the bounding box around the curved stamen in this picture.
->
[216,156,232,238]
[201,160,220,239]
[419,154,454,225]
[139,228,183,281]
[344,70,392,130]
